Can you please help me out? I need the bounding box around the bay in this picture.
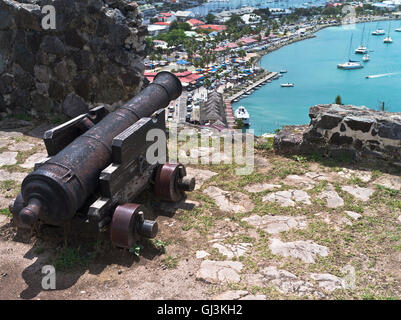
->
[232,21,401,135]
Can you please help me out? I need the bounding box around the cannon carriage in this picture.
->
[9,72,195,249]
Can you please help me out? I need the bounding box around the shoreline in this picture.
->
[234,15,398,135]
[253,15,397,67]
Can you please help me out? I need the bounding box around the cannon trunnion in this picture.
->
[10,72,195,249]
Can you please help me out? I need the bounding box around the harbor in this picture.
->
[233,20,401,135]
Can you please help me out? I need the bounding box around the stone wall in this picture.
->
[274,104,401,166]
[0,0,147,119]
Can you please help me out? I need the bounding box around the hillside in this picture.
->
[0,118,400,300]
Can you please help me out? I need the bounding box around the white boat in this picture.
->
[355,46,368,54]
[337,61,363,69]
[384,23,393,43]
[372,29,385,35]
[279,69,288,73]
[396,28,401,32]
[362,54,370,62]
[234,106,250,125]
[338,35,363,70]
[355,24,368,54]
[280,83,294,87]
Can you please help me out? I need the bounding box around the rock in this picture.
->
[212,243,251,259]
[309,273,345,292]
[341,186,374,201]
[275,104,401,166]
[375,175,401,190]
[213,290,249,300]
[195,250,210,259]
[185,167,217,190]
[203,186,254,213]
[262,190,311,207]
[7,142,34,151]
[345,211,362,220]
[269,238,329,263]
[252,266,319,297]
[61,93,88,118]
[196,260,243,284]
[305,172,330,181]
[20,152,47,169]
[0,214,8,225]
[245,183,281,193]
[0,139,9,148]
[0,170,26,182]
[283,175,315,190]
[0,152,18,166]
[338,169,372,182]
[319,185,344,208]
[0,131,23,138]
[239,294,266,300]
[241,215,307,234]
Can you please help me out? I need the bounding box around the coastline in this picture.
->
[253,15,396,67]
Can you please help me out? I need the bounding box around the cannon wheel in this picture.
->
[110,203,145,249]
[153,163,186,202]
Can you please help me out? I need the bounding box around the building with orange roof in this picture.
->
[187,19,205,27]
[197,24,227,32]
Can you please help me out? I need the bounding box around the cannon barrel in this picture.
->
[16,71,182,228]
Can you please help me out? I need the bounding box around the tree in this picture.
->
[205,13,215,24]
[335,95,343,105]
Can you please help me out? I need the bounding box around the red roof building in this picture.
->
[187,19,205,27]
[238,37,257,45]
[154,21,171,26]
[197,24,226,32]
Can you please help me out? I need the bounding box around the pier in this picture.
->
[227,72,278,103]
[225,72,278,129]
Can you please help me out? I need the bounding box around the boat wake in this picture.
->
[365,72,400,79]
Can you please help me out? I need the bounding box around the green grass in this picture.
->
[52,246,90,271]
[0,208,12,217]
[161,255,179,269]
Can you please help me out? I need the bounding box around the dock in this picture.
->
[225,72,278,129]
[227,72,278,103]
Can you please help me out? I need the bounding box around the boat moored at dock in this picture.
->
[280,83,294,87]
[234,106,250,125]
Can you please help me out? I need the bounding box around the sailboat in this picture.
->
[355,24,368,54]
[338,34,363,70]
[372,22,385,35]
[362,30,371,62]
[384,22,393,43]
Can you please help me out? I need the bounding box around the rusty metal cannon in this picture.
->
[10,71,195,249]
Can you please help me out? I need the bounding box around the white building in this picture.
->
[241,13,262,25]
[175,11,195,22]
[147,24,169,36]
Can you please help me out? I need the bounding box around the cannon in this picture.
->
[9,71,195,249]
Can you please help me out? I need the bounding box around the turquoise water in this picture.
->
[233,21,401,135]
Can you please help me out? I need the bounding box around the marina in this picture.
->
[233,21,401,135]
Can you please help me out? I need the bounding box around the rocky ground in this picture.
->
[0,120,401,300]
